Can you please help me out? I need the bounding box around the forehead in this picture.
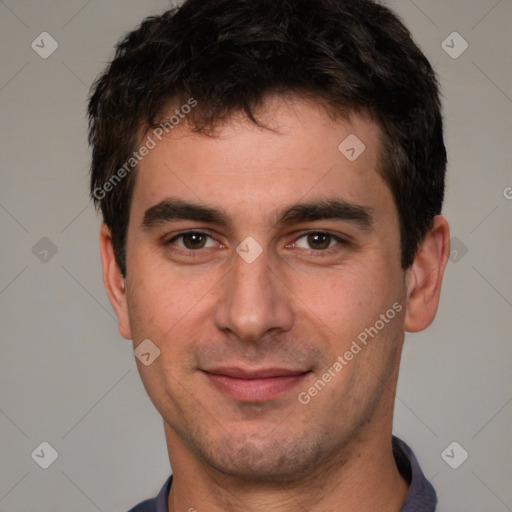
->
[131,97,391,222]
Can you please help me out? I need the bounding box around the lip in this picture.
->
[202,367,310,402]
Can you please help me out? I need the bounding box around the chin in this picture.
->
[201,433,331,483]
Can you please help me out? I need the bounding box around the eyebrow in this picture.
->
[141,198,374,231]
[276,198,374,230]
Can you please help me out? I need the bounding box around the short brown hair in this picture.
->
[89,0,446,276]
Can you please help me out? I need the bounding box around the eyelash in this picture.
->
[165,230,350,256]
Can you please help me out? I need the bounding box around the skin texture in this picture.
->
[100,96,450,511]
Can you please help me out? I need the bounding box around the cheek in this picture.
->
[124,248,219,344]
[290,259,400,336]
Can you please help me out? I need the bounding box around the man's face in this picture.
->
[120,97,409,480]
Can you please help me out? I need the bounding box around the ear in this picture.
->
[99,224,132,339]
[404,215,450,333]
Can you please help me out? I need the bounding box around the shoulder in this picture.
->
[127,498,157,512]
[126,476,173,512]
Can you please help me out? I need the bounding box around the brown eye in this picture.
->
[181,232,207,249]
[307,232,332,250]
[169,232,216,250]
[291,231,348,253]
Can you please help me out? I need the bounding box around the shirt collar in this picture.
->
[394,436,437,511]
[154,436,436,512]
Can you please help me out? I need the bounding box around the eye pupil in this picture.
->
[307,232,330,250]
[183,233,206,249]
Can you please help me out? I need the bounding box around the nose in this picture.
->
[214,247,294,343]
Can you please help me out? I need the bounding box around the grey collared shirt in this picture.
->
[128,436,436,511]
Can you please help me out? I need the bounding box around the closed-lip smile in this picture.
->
[202,366,310,401]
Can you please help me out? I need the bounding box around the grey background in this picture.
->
[0,0,511,510]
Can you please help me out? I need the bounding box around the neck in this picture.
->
[166,423,408,512]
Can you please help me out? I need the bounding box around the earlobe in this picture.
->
[403,216,450,333]
[99,224,132,340]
